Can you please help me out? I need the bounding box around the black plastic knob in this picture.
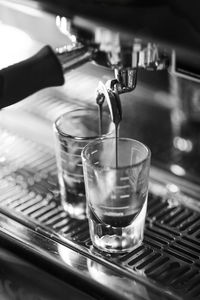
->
[0,45,64,109]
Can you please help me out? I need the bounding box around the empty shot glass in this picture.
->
[54,107,114,220]
[82,137,151,253]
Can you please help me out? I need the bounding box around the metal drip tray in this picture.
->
[0,126,200,300]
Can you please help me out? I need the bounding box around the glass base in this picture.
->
[88,199,147,254]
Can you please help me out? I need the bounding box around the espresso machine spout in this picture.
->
[0,15,169,109]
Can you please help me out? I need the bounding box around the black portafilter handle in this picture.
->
[0,45,65,109]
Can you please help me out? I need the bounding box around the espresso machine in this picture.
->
[0,1,200,299]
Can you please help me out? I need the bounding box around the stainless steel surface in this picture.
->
[1,0,200,120]
[6,0,200,57]
[56,17,168,94]
[0,82,200,299]
[0,0,170,99]
[56,44,93,73]
[1,1,200,299]
[0,128,199,300]
[0,247,97,300]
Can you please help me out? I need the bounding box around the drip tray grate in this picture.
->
[1,127,200,299]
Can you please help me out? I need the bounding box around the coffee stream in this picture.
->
[97,101,120,169]
[97,85,122,169]
[115,123,119,168]
[98,102,103,136]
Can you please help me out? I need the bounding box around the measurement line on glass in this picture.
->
[91,150,98,155]
[111,194,130,199]
[65,172,84,178]
[60,142,85,150]
[100,205,131,210]
[61,160,83,169]
[60,146,84,152]
[120,176,129,181]
[115,185,131,189]
[61,152,82,159]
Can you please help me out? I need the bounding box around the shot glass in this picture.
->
[82,137,151,253]
[54,107,114,220]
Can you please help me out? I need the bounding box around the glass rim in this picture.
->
[54,108,114,140]
[81,137,151,170]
